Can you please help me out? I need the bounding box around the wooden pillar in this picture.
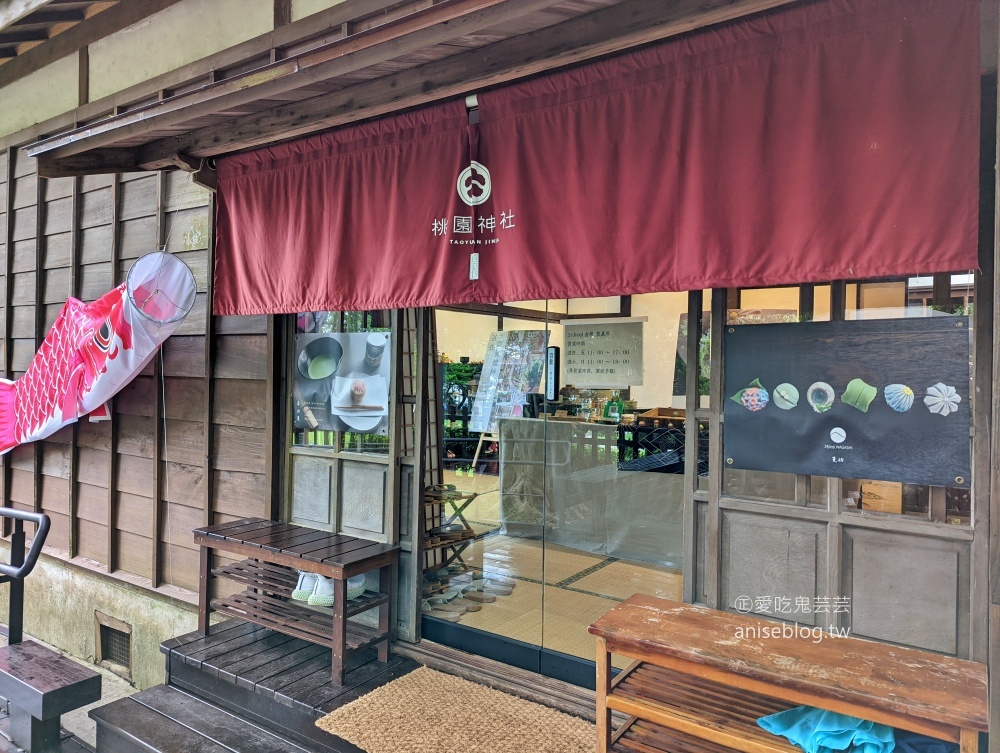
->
[32,161,46,519]
[705,289,726,609]
[1,149,13,537]
[151,171,167,587]
[202,192,216,528]
[67,175,81,557]
[682,289,703,604]
[105,173,121,573]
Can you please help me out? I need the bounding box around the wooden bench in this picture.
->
[0,640,101,752]
[589,595,988,753]
[195,517,399,686]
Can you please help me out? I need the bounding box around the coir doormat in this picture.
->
[315,666,594,753]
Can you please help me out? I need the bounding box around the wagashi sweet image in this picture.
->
[924,383,961,416]
[806,382,835,413]
[731,378,769,412]
[773,383,799,410]
[884,384,914,412]
[842,378,877,413]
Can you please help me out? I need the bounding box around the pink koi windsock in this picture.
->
[0,252,196,455]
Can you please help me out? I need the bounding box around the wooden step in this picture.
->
[90,685,315,753]
[609,663,796,753]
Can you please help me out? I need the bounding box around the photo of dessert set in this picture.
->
[731,378,962,417]
[293,332,392,433]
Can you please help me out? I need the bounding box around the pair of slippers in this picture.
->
[421,577,516,621]
[291,571,367,607]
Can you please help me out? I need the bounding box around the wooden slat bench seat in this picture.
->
[195,517,399,687]
[0,640,101,752]
[590,595,988,753]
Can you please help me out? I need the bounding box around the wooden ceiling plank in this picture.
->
[15,7,85,24]
[136,0,800,166]
[0,0,183,90]
[0,0,53,31]
[29,0,571,160]
[0,27,49,42]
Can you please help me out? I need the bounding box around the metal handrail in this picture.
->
[0,509,51,645]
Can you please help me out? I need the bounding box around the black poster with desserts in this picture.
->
[723,318,971,488]
[293,332,392,435]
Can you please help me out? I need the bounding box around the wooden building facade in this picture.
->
[0,0,996,738]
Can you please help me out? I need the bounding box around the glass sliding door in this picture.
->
[426,294,697,684]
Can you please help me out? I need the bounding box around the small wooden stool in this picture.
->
[0,640,102,752]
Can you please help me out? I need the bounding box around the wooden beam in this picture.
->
[151,170,166,587]
[274,0,291,28]
[0,0,184,90]
[1,148,13,537]
[135,0,800,167]
[77,44,88,105]
[0,0,51,31]
[36,148,139,178]
[0,0,475,153]
[31,0,571,162]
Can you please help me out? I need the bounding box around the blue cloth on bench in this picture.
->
[758,706,895,753]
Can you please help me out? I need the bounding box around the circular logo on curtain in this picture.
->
[457,161,491,206]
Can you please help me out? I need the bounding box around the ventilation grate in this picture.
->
[96,612,132,680]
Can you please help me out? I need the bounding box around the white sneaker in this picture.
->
[346,574,367,600]
[291,571,318,602]
[308,574,335,606]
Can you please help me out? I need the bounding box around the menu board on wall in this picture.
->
[723,318,971,488]
[470,330,548,433]
[563,319,644,388]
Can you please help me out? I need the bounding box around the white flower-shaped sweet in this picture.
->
[923,382,961,416]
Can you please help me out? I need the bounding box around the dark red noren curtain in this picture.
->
[214,0,979,315]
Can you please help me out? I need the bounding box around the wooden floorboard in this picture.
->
[165,620,418,718]
[236,644,328,692]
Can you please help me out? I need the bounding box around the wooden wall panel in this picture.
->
[163,378,204,422]
[215,335,267,380]
[163,419,205,468]
[42,232,71,270]
[42,268,70,303]
[80,187,113,230]
[80,225,113,265]
[11,240,34,274]
[213,379,267,428]
[117,414,155,458]
[116,454,153,497]
[216,315,268,335]
[213,425,267,474]
[119,216,158,260]
[77,482,109,523]
[161,543,199,591]
[0,165,272,597]
[162,336,206,377]
[116,531,152,580]
[119,176,157,221]
[163,462,206,507]
[116,492,153,536]
[117,376,156,417]
[77,518,108,564]
[79,262,112,301]
[213,470,268,518]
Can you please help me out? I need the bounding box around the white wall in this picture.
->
[292,0,346,22]
[88,0,273,101]
[0,55,77,138]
